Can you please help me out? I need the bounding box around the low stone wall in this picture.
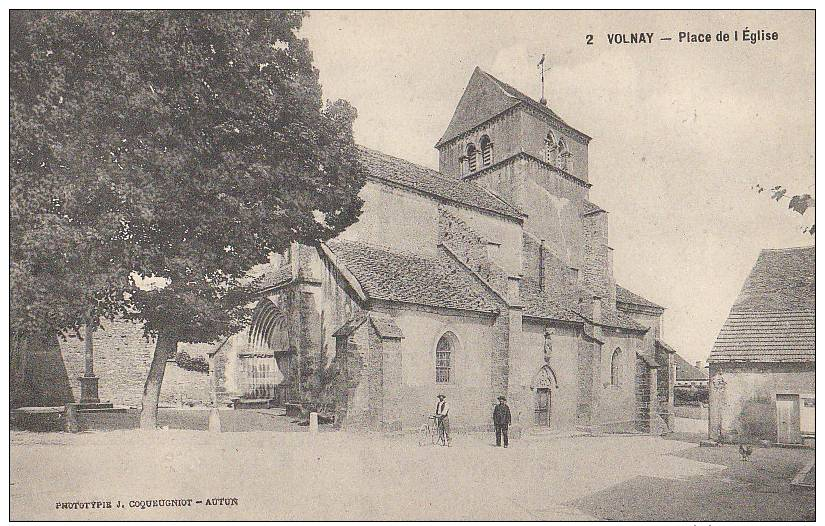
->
[674,404,708,420]
[674,416,708,434]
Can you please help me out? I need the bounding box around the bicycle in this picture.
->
[418,415,448,446]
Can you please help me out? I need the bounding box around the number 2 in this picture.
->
[586,34,593,45]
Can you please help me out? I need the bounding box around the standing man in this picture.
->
[435,394,451,446]
[493,395,511,447]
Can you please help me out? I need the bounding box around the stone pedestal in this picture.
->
[78,375,101,404]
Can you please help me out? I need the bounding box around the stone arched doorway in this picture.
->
[242,298,292,404]
[532,365,558,427]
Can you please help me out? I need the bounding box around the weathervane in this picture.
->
[537,53,549,105]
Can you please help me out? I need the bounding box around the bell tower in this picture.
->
[435,67,590,186]
[435,67,593,267]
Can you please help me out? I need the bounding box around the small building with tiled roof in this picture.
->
[708,246,815,445]
[673,353,709,388]
[199,67,677,434]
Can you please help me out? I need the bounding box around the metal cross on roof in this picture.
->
[537,53,549,105]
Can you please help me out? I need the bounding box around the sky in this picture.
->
[300,10,814,364]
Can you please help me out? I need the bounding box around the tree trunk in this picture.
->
[139,332,177,429]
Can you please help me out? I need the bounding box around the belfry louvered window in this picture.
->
[545,131,557,163]
[466,143,478,173]
[480,135,493,167]
[557,137,572,171]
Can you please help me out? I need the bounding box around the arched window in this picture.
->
[557,137,572,171]
[480,135,493,167]
[435,333,454,383]
[544,131,557,163]
[611,348,622,386]
[466,143,478,173]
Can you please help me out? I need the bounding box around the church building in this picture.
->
[211,67,677,434]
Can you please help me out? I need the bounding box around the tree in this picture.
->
[11,11,139,406]
[11,11,367,427]
[754,184,815,235]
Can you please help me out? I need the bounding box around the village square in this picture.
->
[9,10,815,522]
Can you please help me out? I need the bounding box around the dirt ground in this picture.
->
[10,423,814,521]
[571,440,815,521]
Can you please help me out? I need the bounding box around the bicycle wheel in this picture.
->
[417,424,429,447]
[432,422,441,445]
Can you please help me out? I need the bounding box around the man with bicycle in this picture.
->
[435,394,450,446]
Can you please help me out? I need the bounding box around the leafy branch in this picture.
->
[754,184,815,235]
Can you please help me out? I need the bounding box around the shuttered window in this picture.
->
[466,144,478,173]
[545,131,557,163]
[480,135,493,166]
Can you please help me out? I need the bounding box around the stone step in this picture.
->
[75,402,114,412]
[232,398,279,410]
[77,406,128,414]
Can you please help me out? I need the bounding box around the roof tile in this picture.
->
[711,246,815,363]
[673,353,709,381]
[437,67,577,147]
[357,146,523,220]
[616,284,663,310]
[326,239,502,314]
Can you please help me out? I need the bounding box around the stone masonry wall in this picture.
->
[380,336,403,432]
[708,361,815,442]
[60,319,211,407]
[581,211,610,301]
[575,336,596,425]
[491,313,510,409]
[439,206,508,293]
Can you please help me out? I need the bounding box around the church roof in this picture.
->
[582,200,605,216]
[250,263,292,291]
[601,311,650,332]
[616,284,663,310]
[436,67,587,147]
[332,313,404,339]
[521,287,582,323]
[325,239,502,314]
[520,282,649,331]
[710,246,815,363]
[655,338,677,354]
[357,146,524,220]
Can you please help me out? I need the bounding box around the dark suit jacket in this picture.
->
[493,403,511,426]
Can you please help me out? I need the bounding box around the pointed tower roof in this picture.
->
[436,67,581,147]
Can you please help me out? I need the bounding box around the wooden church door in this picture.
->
[534,388,551,426]
[532,364,557,427]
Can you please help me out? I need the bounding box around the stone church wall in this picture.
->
[510,320,582,431]
[594,332,646,431]
[582,211,615,305]
[339,181,441,258]
[519,107,589,182]
[374,303,500,431]
[449,205,523,278]
[513,159,589,270]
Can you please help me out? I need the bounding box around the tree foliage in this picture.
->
[11,11,139,337]
[10,10,367,423]
[12,9,365,335]
[754,184,815,235]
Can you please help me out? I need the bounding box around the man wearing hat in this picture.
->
[435,394,450,446]
[493,396,511,447]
